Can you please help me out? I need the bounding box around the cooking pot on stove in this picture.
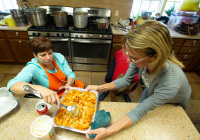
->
[52,11,68,27]
[96,18,109,29]
[73,12,88,28]
[28,8,47,27]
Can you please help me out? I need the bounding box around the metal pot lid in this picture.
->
[28,8,46,13]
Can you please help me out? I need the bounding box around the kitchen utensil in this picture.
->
[10,9,25,17]
[111,23,128,32]
[10,9,28,27]
[52,11,68,27]
[96,18,109,29]
[73,12,88,28]
[28,8,47,27]
[0,87,18,119]
[22,85,80,117]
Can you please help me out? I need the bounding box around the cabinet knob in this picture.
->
[184,55,187,60]
[19,41,21,43]
[113,45,115,48]
[172,41,174,44]
[16,32,18,36]
[193,41,196,46]
[188,50,192,53]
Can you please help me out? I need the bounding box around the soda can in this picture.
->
[37,103,50,116]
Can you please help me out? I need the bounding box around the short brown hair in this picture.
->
[30,36,52,55]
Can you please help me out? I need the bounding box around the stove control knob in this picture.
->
[57,33,60,37]
[90,34,93,37]
[80,35,83,38]
[99,35,102,38]
[104,35,108,38]
[47,33,50,36]
[75,34,78,38]
[37,33,41,36]
[62,34,64,37]
[32,32,36,36]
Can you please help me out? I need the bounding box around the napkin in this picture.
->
[89,110,111,139]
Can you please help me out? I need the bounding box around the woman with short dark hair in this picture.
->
[7,36,76,106]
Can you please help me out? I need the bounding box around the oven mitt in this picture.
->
[89,110,111,139]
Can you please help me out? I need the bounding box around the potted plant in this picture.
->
[165,5,175,17]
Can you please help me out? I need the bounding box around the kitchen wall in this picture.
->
[17,0,133,22]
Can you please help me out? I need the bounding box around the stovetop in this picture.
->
[28,24,112,35]
[27,25,70,32]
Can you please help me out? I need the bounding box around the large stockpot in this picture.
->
[96,18,109,29]
[73,12,88,28]
[52,11,68,27]
[28,8,47,27]
[10,9,25,17]
[10,9,28,27]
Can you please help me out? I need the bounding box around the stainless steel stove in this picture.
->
[27,6,113,71]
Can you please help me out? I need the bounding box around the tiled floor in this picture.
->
[1,64,200,133]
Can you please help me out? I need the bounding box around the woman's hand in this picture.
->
[86,85,103,93]
[33,85,60,106]
[86,128,110,140]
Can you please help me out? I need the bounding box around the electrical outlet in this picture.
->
[115,10,119,16]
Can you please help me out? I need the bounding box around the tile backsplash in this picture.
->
[17,0,133,22]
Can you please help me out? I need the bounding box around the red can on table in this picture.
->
[37,103,50,116]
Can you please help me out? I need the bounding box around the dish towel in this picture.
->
[89,110,111,139]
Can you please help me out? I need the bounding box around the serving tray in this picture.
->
[52,87,98,134]
[0,87,18,118]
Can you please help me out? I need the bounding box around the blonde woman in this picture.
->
[86,20,191,140]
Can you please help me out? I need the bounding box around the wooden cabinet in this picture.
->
[8,39,33,63]
[0,30,33,63]
[109,36,200,71]
[109,35,124,65]
[0,31,15,62]
[171,38,200,71]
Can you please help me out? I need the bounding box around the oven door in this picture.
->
[71,38,111,64]
[29,37,71,64]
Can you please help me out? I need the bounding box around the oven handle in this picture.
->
[71,38,111,44]
[29,37,69,41]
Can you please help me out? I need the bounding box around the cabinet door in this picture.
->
[5,31,29,39]
[0,39,15,62]
[0,31,5,38]
[8,39,33,63]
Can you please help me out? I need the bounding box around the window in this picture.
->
[130,0,182,18]
[0,0,18,13]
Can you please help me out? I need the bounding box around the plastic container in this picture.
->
[30,115,54,139]
[176,10,197,16]
[168,12,199,29]
[4,15,15,26]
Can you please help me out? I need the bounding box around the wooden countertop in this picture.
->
[0,24,31,31]
[111,24,200,39]
[0,96,199,140]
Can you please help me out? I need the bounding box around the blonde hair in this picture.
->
[124,20,184,74]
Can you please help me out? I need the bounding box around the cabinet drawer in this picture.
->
[0,31,5,38]
[171,47,180,54]
[179,47,199,54]
[5,31,29,39]
[113,35,124,43]
[183,39,200,47]
[171,38,184,46]
[177,54,196,61]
